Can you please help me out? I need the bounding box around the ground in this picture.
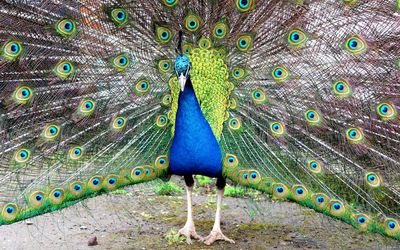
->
[0,177,399,250]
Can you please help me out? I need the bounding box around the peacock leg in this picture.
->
[202,178,235,245]
[178,175,202,244]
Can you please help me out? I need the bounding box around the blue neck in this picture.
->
[169,79,222,177]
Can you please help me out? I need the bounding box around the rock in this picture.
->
[80,225,88,230]
[25,220,33,225]
[88,236,98,246]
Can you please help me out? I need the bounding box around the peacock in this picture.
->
[0,0,400,246]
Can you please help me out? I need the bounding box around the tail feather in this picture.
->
[0,0,399,241]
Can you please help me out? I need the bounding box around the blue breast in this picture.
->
[169,80,222,177]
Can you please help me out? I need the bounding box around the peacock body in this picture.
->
[0,0,400,245]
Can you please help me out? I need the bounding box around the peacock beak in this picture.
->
[178,73,186,92]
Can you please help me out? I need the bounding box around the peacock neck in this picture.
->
[169,77,223,177]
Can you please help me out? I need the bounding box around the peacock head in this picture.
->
[174,54,191,92]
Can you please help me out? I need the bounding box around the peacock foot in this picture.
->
[202,229,235,245]
[178,223,203,244]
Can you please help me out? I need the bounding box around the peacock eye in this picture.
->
[296,188,303,195]
[182,43,193,55]
[134,79,151,95]
[2,203,18,221]
[156,26,173,44]
[383,218,400,235]
[198,37,212,49]
[112,53,130,72]
[10,43,19,53]
[154,155,169,171]
[108,177,116,185]
[270,122,286,137]
[236,34,253,52]
[231,66,247,80]
[329,200,345,216]
[364,172,381,187]
[276,186,284,193]
[112,117,126,131]
[2,40,23,61]
[43,124,60,140]
[213,21,229,39]
[110,8,128,27]
[88,176,103,191]
[224,154,239,168]
[228,97,238,110]
[305,109,321,126]
[332,202,342,210]
[251,89,267,105]
[55,18,77,37]
[49,188,65,205]
[332,80,352,98]
[156,115,168,128]
[78,99,96,115]
[272,66,289,83]
[388,221,396,229]
[376,102,397,120]
[346,127,364,144]
[317,196,325,203]
[308,160,322,174]
[235,0,255,12]
[162,94,172,106]
[36,194,43,201]
[228,117,242,131]
[14,86,33,104]
[14,148,31,163]
[69,146,83,160]
[158,59,172,73]
[184,14,201,32]
[54,60,74,79]
[344,35,367,55]
[287,28,308,48]
[74,184,82,191]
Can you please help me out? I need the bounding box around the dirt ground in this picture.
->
[0,177,399,250]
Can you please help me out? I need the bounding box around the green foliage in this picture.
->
[224,185,246,197]
[155,182,183,196]
[164,229,185,245]
[195,175,213,186]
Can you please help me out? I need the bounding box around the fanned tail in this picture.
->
[0,0,399,242]
[0,0,174,224]
[218,0,400,240]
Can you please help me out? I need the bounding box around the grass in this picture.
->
[164,229,185,245]
[155,181,183,196]
[224,184,246,197]
[195,175,213,186]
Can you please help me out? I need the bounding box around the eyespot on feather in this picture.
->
[291,185,308,201]
[1,203,18,221]
[312,193,329,209]
[49,188,65,205]
[88,176,103,191]
[30,191,45,208]
[272,183,290,199]
[69,181,86,197]
[329,199,346,217]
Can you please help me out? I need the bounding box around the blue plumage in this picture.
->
[169,79,222,177]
